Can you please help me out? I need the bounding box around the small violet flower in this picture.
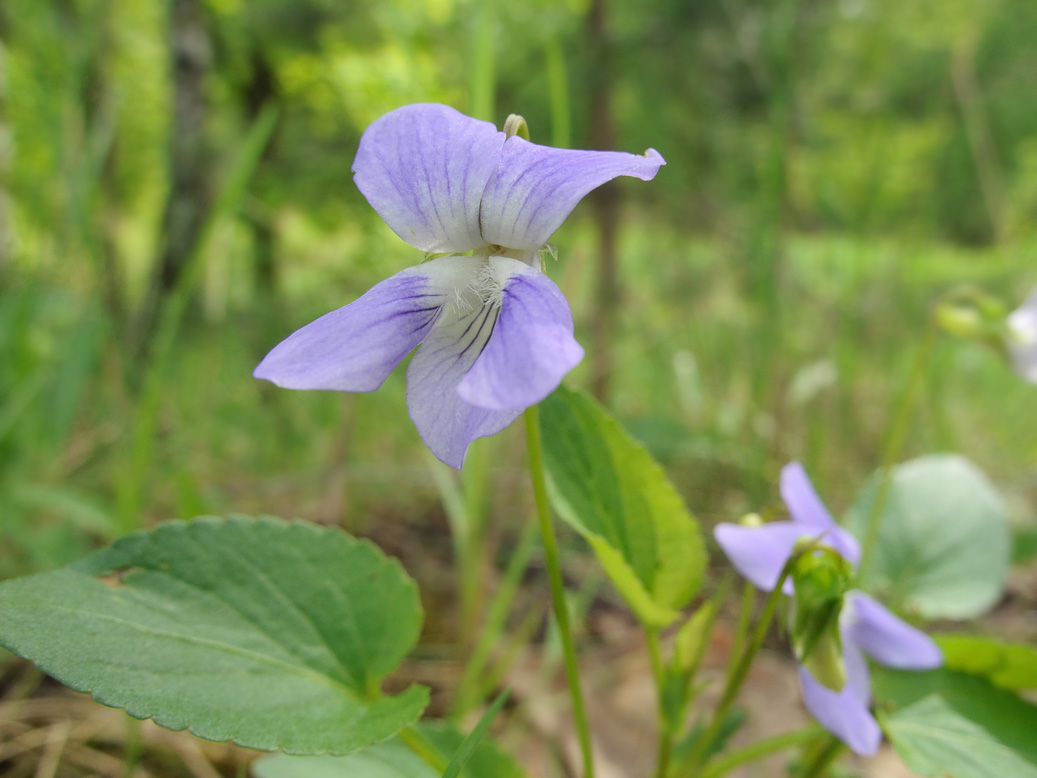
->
[1007,287,1037,383]
[714,462,942,756]
[254,103,664,468]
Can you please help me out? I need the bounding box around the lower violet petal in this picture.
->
[405,279,523,469]
[844,592,943,670]
[253,265,450,392]
[457,257,583,411]
[799,656,882,757]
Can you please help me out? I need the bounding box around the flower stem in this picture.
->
[696,726,824,778]
[676,565,794,776]
[400,727,448,773]
[525,405,596,778]
[647,630,675,778]
[858,314,938,576]
[797,734,844,778]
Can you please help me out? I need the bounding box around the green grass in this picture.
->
[1,215,1034,575]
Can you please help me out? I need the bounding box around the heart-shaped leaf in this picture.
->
[0,516,428,754]
[875,668,1037,778]
[845,455,1009,619]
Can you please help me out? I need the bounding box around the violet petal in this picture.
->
[253,263,455,391]
[457,257,583,411]
[714,521,818,592]
[1008,287,1037,383]
[352,103,505,254]
[799,642,882,757]
[780,462,861,567]
[479,137,665,250]
[405,269,523,468]
[844,591,943,670]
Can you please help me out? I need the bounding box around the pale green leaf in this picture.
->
[0,516,428,754]
[936,635,1037,691]
[875,668,1037,778]
[845,454,1009,619]
[540,387,706,628]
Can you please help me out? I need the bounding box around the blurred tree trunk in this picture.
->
[587,0,619,402]
[142,0,212,342]
[243,50,278,298]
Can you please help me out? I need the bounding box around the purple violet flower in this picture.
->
[254,103,665,468]
[714,462,942,756]
[1007,287,1037,383]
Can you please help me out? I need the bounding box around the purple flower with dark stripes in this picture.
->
[254,103,664,468]
[1008,287,1037,383]
[714,462,942,756]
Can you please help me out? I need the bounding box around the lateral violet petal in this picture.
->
[479,137,665,250]
[799,647,882,757]
[714,521,818,592]
[457,257,583,411]
[405,270,523,468]
[253,264,452,392]
[844,592,943,670]
[352,103,505,254]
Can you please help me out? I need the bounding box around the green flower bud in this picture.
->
[789,546,854,692]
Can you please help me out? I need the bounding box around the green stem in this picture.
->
[858,314,938,575]
[697,726,823,778]
[798,735,844,778]
[525,406,596,778]
[677,565,794,776]
[647,630,674,778]
[725,581,756,680]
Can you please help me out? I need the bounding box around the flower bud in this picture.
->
[789,547,853,691]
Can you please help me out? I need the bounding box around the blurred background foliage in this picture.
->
[1,0,1035,578]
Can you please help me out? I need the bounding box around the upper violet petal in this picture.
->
[844,592,943,670]
[457,257,583,411]
[781,461,837,529]
[479,137,665,250]
[405,265,524,468]
[714,521,817,592]
[1007,287,1037,384]
[799,656,882,757]
[781,462,862,568]
[253,262,456,392]
[352,103,506,254]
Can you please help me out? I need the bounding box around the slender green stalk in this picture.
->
[545,37,571,149]
[724,582,756,680]
[677,564,795,776]
[470,4,495,121]
[647,630,674,778]
[452,519,538,718]
[122,717,141,778]
[525,406,595,778]
[697,726,823,778]
[858,315,938,574]
[798,735,844,778]
[400,727,449,773]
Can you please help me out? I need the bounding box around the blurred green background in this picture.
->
[2,0,1035,577]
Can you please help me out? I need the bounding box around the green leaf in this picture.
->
[845,454,1009,619]
[539,387,706,628]
[935,635,1037,691]
[874,668,1037,778]
[252,722,525,778]
[0,516,428,754]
